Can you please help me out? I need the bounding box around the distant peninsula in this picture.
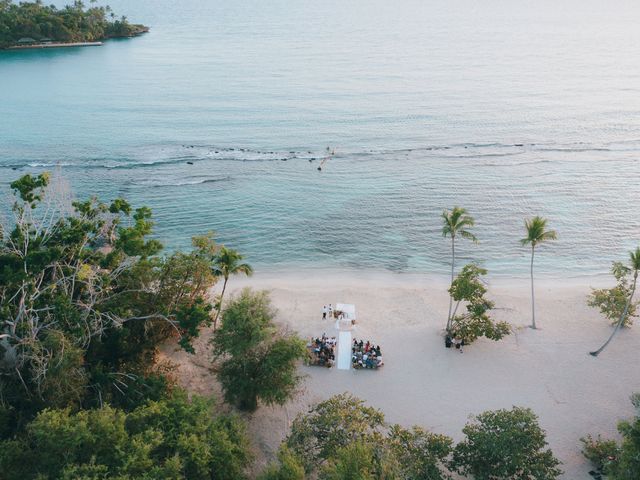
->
[0,0,148,49]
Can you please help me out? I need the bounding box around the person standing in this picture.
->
[328,304,333,318]
[322,305,328,320]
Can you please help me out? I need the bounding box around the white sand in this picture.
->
[161,270,640,479]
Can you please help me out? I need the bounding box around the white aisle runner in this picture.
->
[337,330,352,370]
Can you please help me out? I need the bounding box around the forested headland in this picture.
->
[0,0,147,49]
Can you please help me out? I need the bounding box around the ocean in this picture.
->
[1,0,639,277]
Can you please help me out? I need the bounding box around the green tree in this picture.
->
[211,245,253,328]
[258,447,306,480]
[448,264,511,345]
[320,441,398,480]
[520,216,557,330]
[613,393,640,479]
[285,393,386,472]
[451,406,562,480]
[0,173,222,422]
[0,391,251,480]
[212,289,306,411]
[590,247,640,356]
[442,207,477,332]
[284,394,455,478]
[588,261,640,328]
[580,434,620,477]
[582,393,640,480]
[388,425,453,480]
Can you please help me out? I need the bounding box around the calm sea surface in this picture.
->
[1,0,640,277]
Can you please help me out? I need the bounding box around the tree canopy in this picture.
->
[0,173,220,425]
[589,261,639,327]
[212,288,307,411]
[452,406,562,479]
[285,393,453,479]
[0,391,251,480]
[448,264,511,344]
[582,393,640,480]
[0,0,147,48]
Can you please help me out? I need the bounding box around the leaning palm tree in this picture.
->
[442,207,477,331]
[520,216,557,329]
[211,246,253,328]
[590,247,640,357]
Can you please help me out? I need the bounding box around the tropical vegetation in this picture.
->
[590,247,640,356]
[211,288,307,411]
[0,171,260,478]
[582,393,640,479]
[588,259,640,327]
[0,172,224,422]
[211,245,254,328]
[0,391,251,480]
[0,0,147,48]
[441,206,477,332]
[520,216,557,329]
[448,263,511,344]
[452,406,562,479]
[278,393,561,480]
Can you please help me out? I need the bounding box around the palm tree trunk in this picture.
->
[590,271,637,356]
[530,245,536,329]
[213,277,228,330]
[446,237,455,332]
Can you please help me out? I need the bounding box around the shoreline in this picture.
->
[230,267,615,291]
[6,41,103,50]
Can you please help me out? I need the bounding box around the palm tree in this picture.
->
[520,216,557,329]
[442,207,477,331]
[211,246,253,328]
[590,247,640,357]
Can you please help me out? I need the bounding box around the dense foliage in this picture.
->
[448,264,511,344]
[0,172,261,477]
[0,0,147,48]
[212,288,307,411]
[582,393,640,480]
[282,394,560,479]
[0,391,251,480]
[258,447,306,480]
[285,393,454,479]
[451,406,562,480]
[0,173,219,426]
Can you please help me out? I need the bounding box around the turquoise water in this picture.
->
[1,0,640,276]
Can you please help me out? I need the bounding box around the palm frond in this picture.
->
[442,206,475,241]
[521,216,556,247]
[459,230,478,243]
[630,247,640,271]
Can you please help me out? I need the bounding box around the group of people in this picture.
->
[307,334,336,367]
[321,304,351,322]
[352,339,383,369]
[445,334,465,353]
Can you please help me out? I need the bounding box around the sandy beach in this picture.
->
[161,270,640,479]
